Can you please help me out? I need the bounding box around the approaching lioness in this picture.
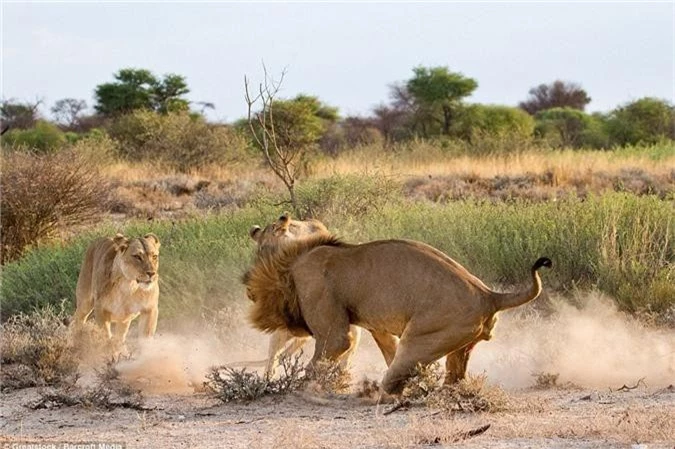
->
[73,233,160,347]
[249,214,396,376]
[244,233,551,394]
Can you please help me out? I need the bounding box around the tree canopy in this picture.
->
[405,66,478,135]
[519,80,591,115]
[94,68,190,116]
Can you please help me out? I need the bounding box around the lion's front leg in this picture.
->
[138,307,158,338]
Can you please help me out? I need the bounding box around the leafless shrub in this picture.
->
[426,374,510,413]
[1,304,79,389]
[204,353,306,403]
[532,371,560,389]
[29,377,144,411]
[1,148,109,263]
[305,359,352,395]
[402,362,443,401]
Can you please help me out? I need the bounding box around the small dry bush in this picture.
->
[401,362,443,401]
[0,148,109,263]
[29,358,145,411]
[0,304,79,390]
[305,359,352,394]
[531,371,560,389]
[426,374,510,413]
[204,354,306,403]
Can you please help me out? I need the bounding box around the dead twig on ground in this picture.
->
[613,377,646,392]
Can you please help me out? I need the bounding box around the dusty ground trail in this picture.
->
[1,384,674,448]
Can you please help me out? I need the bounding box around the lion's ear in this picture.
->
[112,233,129,252]
[144,233,160,248]
[249,225,262,242]
[276,213,291,233]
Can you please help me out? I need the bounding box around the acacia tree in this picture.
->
[519,80,591,115]
[245,69,332,215]
[406,66,478,135]
[51,98,88,129]
[94,68,190,116]
[1,98,42,130]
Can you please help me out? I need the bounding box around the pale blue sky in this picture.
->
[2,1,674,123]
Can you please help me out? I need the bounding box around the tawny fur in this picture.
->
[73,233,161,348]
[246,234,346,335]
[243,232,551,395]
[247,214,397,377]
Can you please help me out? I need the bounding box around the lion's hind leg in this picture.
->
[382,328,476,395]
[443,342,476,385]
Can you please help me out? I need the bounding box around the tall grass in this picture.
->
[1,190,673,321]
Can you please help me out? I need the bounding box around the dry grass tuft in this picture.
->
[532,371,560,389]
[401,362,443,401]
[29,363,145,411]
[1,304,79,390]
[426,374,510,413]
[204,353,306,403]
[305,359,352,395]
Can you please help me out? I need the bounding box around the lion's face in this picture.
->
[115,233,161,289]
[249,213,329,255]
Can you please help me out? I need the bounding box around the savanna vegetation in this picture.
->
[1,65,674,328]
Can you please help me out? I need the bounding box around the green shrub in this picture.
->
[606,97,675,146]
[454,104,535,142]
[109,110,253,171]
[295,173,402,219]
[2,120,67,153]
[535,107,609,149]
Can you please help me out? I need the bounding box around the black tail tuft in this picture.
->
[532,257,552,271]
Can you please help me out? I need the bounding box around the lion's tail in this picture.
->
[491,257,552,311]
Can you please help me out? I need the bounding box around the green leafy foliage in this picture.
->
[2,120,67,153]
[406,66,478,135]
[454,104,535,141]
[535,107,609,149]
[109,110,251,171]
[94,68,190,116]
[606,97,675,146]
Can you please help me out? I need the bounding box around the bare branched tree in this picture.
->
[244,66,301,215]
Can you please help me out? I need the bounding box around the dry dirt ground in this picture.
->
[2,298,674,448]
[1,383,674,449]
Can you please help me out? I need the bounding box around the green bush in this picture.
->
[535,107,609,149]
[606,97,675,146]
[453,104,535,141]
[2,120,67,153]
[295,173,401,219]
[109,110,253,171]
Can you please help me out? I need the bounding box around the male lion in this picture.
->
[73,233,161,348]
[244,233,551,394]
[249,214,398,376]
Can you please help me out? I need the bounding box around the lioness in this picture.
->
[244,233,551,394]
[249,214,398,376]
[73,233,160,347]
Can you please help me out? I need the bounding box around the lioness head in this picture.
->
[114,233,160,289]
[249,213,329,254]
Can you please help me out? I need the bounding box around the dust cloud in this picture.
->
[469,292,675,388]
[111,292,673,393]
